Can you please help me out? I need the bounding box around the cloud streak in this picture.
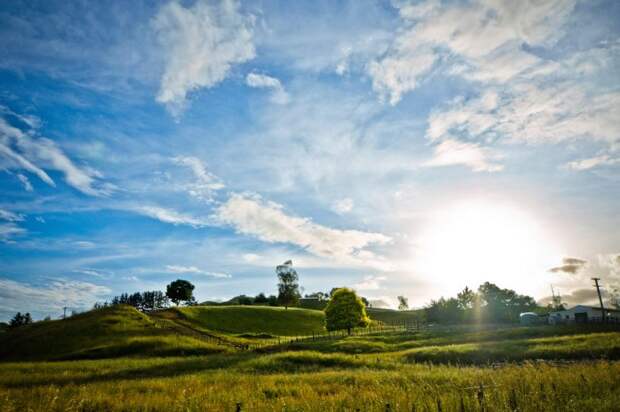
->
[246,73,289,104]
[0,278,111,320]
[214,193,392,269]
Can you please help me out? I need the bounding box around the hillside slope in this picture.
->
[367,308,424,324]
[172,305,326,336]
[0,305,229,361]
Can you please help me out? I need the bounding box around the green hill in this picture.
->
[0,305,229,361]
[172,305,326,336]
[367,308,425,324]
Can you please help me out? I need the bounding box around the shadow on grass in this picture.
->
[0,354,254,389]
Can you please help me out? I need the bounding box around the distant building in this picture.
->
[548,305,620,324]
[519,312,540,325]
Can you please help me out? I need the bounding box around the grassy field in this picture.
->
[171,305,327,336]
[1,305,620,411]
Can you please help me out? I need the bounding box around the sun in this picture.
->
[415,199,560,295]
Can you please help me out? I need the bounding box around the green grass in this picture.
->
[172,305,326,336]
[366,307,424,324]
[1,356,619,411]
[0,306,229,361]
[2,308,620,410]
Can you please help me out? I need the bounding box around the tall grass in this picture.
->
[1,357,619,411]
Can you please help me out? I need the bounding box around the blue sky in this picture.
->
[1,0,619,320]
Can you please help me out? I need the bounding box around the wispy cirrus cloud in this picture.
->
[423,138,503,173]
[566,155,620,171]
[246,73,289,104]
[165,265,231,278]
[0,278,111,320]
[135,205,209,228]
[153,0,255,117]
[0,108,112,196]
[214,193,392,269]
[172,156,225,202]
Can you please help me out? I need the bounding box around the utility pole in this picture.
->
[592,277,606,323]
[63,306,67,319]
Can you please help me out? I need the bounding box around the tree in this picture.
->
[397,296,409,311]
[254,293,269,304]
[141,291,169,311]
[276,260,300,309]
[166,279,195,306]
[325,288,369,335]
[9,312,33,329]
[477,282,536,323]
[425,297,462,323]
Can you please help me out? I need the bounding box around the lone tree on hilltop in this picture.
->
[325,288,369,335]
[276,260,300,309]
[166,279,195,306]
[397,295,409,311]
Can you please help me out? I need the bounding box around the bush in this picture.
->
[325,288,369,334]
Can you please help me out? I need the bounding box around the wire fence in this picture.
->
[150,316,425,352]
[246,320,426,351]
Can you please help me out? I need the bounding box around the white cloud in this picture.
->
[566,155,620,171]
[214,193,392,269]
[332,198,354,214]
[172,156,225,202]
[153,0,255,116]
[423,139,503,172]
[353,274,387,291]
[16,173,33,191]
[0,223,26,242]
[73,268,111,279]
[368,46,435,105]
[136,206,208,228]
[246,72,289,104]
[0,209,24,222]
[0,278,111,320]
[369,0,576,104]
[0,113,110,196]
[165,265,231,278]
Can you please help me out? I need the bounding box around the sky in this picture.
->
[0,0,619,321]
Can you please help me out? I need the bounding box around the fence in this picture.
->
[242,320,425,351]
[151,316,425,352]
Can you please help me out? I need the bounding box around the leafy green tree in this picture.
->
[254,293,269,304]
[425,297,462,323]
[166,279,195,306]
[9,312,33,328]
[276,260,300,309]
[325,288,369,334]
[477,282,536,322]
[397,295,409,311]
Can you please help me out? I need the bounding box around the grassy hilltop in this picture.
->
[172,305,326,336]
[0,305,230,361]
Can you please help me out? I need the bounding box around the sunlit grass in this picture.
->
[1,357,619,411]
[2,306,620,410]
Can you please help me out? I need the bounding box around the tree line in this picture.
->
[424,282,537,323]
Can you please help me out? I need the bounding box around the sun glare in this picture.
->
[416,200,560,295]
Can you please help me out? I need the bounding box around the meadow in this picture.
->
[1,305,620,411]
